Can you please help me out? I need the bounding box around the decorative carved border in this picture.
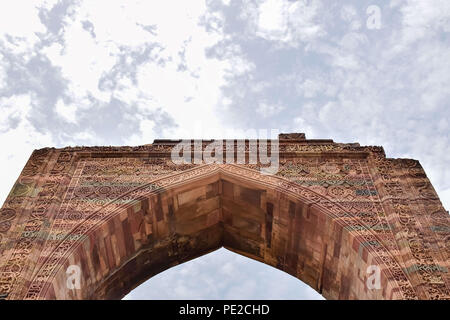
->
[1,137,448,300]
[23,164,414,299]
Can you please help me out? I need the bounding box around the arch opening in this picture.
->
[44,169,400,300]
[123,247,325,300]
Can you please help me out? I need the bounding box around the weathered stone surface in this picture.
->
[0,134,448,300]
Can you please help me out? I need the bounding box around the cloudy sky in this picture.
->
[0,0,449,299]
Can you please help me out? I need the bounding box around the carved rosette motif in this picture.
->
[0,136,448,300]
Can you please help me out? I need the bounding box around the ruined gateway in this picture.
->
[0,133,448,300]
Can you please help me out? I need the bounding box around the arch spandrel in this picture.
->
[26,165,410,299]
[0,135,448,300]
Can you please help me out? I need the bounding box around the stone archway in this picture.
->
[0,134,448,299]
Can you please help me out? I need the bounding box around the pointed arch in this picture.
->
[28,165,409,299]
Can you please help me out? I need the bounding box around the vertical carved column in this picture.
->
[0,149,77,299]
[396,158,449,298]
[369,149,449,299]
[0,148,55,299]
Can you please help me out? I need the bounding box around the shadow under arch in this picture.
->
[37,164,406,300]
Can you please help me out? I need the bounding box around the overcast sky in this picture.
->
[0,0,449,300]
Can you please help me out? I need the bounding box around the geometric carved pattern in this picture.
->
[0,134,448,299]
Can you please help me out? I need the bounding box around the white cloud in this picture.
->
[126,118,155,146]
[256,102,284,117]
[258,0,288,35]
[339,32,368,51]
[298,79,322,98]
[254,0,324,45]
[340,5,357,23]
[0,94,54,205]
[0,58,6,89]
[440,188,450,211]
[42,18,116,102]
[401,0,450,32]
[35,1,254,143]
[55,99,78,123]
[388,0,450,52]
[0,1,46,55]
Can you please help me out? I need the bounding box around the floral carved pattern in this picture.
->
[0,136,448,300]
